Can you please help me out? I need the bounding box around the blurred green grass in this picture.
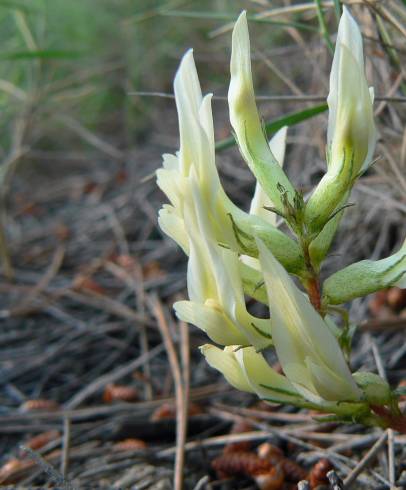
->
[0,0,238,150]
[0,0,246,272]
[0,1,352,274]
[0,0,323,154]
[0,0,405,275]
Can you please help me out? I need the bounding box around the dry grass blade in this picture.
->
[158,431,273,457]
[57,115,123,160]
[180,319,190,435]
[19,445,74,490]
[8,245,65,316]
[370,339,397,489]
[377,4,406,39]
[343,431,387,487]
[208,1,335,37]
[64,343,165,410]
[60,418,71,480]
[149,294,187,490]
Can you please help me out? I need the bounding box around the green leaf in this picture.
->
[323,240,406,305]
[216,103,327,152]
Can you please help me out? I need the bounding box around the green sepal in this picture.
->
[304,148,354,234]
[228,212,306,276]
[353,372,393,406]
[239,262,268,304]
[242,122,297,215]
[309,192,350,269]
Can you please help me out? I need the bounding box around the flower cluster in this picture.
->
[157,8,406,427]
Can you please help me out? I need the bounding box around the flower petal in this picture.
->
[174,49,203,176]
[256,238,361,402]
[235,347,303,404]
[200,344,254,392]
[175,301,247,345]
[158,205,189,254]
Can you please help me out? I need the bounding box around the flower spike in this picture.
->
[156,7,405,433]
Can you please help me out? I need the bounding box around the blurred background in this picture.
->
[1,1,406,488]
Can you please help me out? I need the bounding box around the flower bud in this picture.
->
[353,372,392,405]
[305,7,376,233]
[323,239,406,305]
[229,11,295,215]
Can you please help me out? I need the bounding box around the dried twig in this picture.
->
[64,344,164,409]
[20,445,74,490]
[343,431,387,487]
[370,339,397,488]
[149,295,186,490]
[61,418,71,480]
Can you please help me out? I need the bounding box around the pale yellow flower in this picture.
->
[305,7,376,232]
[174,181,273,350]
[229,11,295,215]
[157,48,304,273]
[200,344,304,405]
[257,238,361,404]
